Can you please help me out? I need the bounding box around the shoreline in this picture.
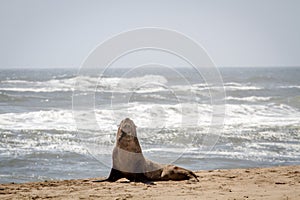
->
[1,165,299,200]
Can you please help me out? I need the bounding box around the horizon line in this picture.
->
[1,65,300,70]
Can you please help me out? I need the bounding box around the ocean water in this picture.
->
[0,67,299,183]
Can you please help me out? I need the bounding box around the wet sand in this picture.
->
[0,165,299,200]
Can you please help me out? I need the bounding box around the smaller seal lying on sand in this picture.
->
[95,118,199,182]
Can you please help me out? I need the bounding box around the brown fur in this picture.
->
[94,118,199,183]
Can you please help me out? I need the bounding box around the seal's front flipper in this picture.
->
[142,180,155,185]
[92,179,108,182]
[93,168,124,182]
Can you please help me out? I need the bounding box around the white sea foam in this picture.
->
[0,104,207,131]
[0,87,71,92]
[224,85,262,91]
[0,110,77,131]
[171,82,262,93]
[0,78,263,93]
[0,102,299,133]
[0,129,90,156]
[279,85,300,89]
[1,79,74,92]
[0,75,168,93]
[224,82,243,86]
[226,96,272,102]
[224,103,300,128]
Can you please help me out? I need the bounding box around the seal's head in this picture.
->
[118,118,137,137]
[116,118,141,153]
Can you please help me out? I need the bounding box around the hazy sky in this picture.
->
[0,0,299,68]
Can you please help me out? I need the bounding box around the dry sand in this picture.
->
[0,165,299,200]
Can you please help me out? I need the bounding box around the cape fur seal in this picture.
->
[95,118,199,182]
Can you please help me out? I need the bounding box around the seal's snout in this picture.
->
[121,124,132,134]
[119,118,137,137]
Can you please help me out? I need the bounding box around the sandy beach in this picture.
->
[0,165,299,200]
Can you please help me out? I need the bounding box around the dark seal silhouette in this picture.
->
[94,118,199,183]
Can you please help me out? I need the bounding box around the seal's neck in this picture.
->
[117,128,142,153]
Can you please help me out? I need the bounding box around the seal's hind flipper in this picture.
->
[192,172,199,182]
[189,171,199,182]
